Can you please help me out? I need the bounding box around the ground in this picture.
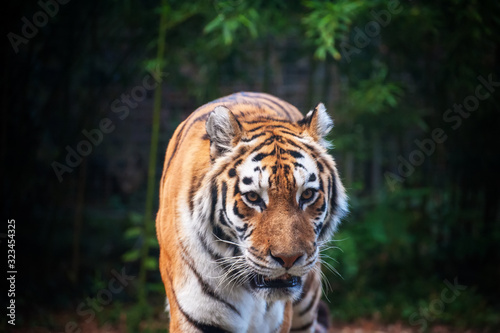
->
[11,312,486,333]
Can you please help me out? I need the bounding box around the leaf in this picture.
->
[122,249,140,262]
[222,24,233,45]
[387,95,397,107]
[238,14,258,38]
[302,0,365,62]
[124,227,142,240]
[147,237,159,248]
[128,212,143,225]
[204,14,225,34]
[145,257,158,270]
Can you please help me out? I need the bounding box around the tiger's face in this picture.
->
[234,145,325,300]
[203,104,347,301]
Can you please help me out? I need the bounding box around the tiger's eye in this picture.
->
[246,192,261,203]
[301,189,314,201]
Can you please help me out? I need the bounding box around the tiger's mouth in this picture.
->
[251,273,301,289]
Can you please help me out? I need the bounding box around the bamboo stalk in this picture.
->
[138,0,169,307]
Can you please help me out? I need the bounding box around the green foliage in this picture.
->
[204,5,260,45]
[323,189,500,326]
[303,0,365,60]
[346,67,403,116]
[122,212,159,270]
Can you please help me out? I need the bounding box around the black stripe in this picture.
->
[182,311,231,333]
[242,228,253,241]
[220,182,241,239]
[318,219,330,240]
[184,258,241,317]
[164,120,187,173]
[317,161,324,172]
[235,223,248,233]
[248,247,267,262]
[219,210,238,238]
[294,162,306,170]
[221,181,229,220]
[233,245,242,257]
[252,153,267,162]
[316,198,326,213]
[258,95,293,119]
[314,221,324,235]
[286,150,304,159]
[217,183,237,242]
[299,284,320,316]
[233,201,245,219]
[297,109,312,127]
[164,265,230,333]
[283,164,291,176]
[188,173,200,214]
[247,124,265,133]
[234,180,240,196]
[235,222,249,240]
[210,181,218,226]
[283,137,306,150]
[220,182,233,227]
[329,173,338,215]
[249,246,258,253]
[278,129,302,138]
[213,222,233,244]
[248,256,270,270]
[233,159,243,168]
[245,117,292,124]
[302,142,319,154]
[293,291,306,306]
[319,177,324,193]
[291,321,314,331]
[241,132,267,142]
[252,147,276,162]
[255,99,287,119]
[259,124,293,132]
[304,255,317,267]
[249,136,277,155]
[198,232,222,262]
[233,114,243,132]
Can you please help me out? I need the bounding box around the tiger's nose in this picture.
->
[270,251,303,269]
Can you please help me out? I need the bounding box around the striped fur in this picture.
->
[156,92,347,332]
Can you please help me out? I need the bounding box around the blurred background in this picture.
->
[3,0,500,332]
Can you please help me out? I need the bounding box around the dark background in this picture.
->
[3,0,500,331]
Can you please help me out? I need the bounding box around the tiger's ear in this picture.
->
[301,103,334,148]
[206,106,243,160]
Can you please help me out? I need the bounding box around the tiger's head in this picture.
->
[198,103,347,301]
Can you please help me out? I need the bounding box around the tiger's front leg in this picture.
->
[158,251,188,332]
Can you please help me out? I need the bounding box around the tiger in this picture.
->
[156,92,347,332]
